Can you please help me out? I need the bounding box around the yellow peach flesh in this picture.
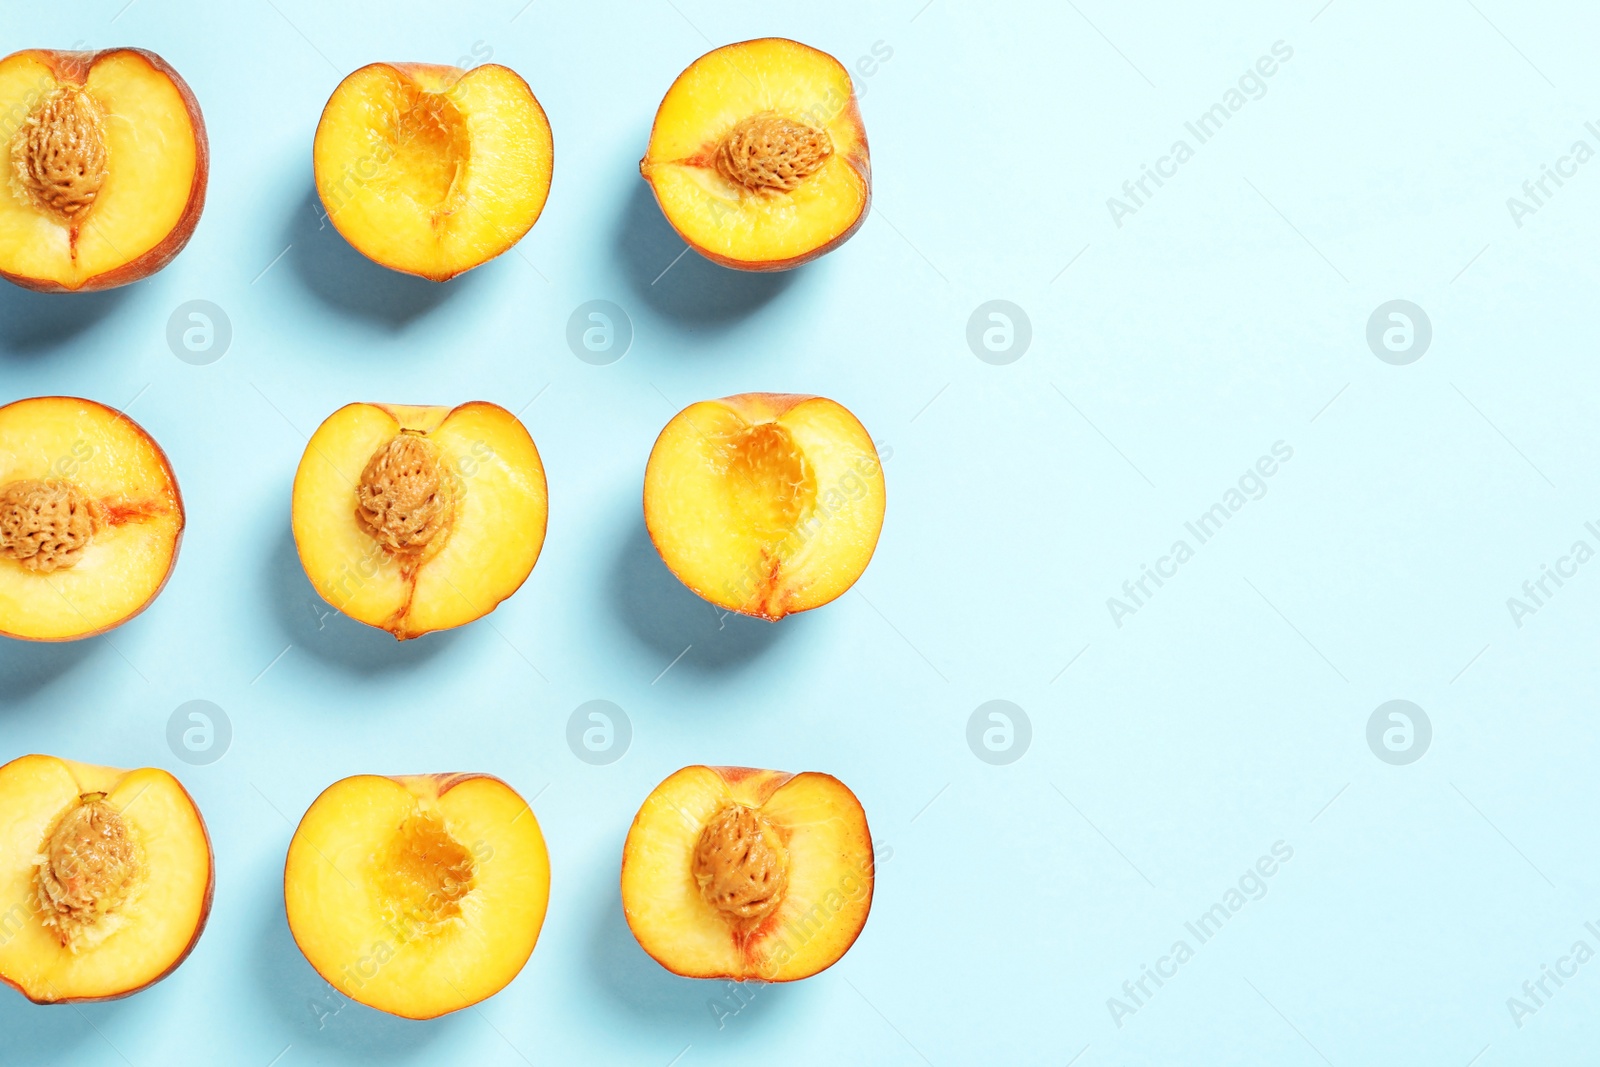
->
[0,397,183,641]
[291,401,547,640]
[641,38,870,271]
[644,393,884,620]
[622,765,874,981]
[284,773,550,1018]
[0,755,213,1003]
[0,49,205,291]
[313,62,553,281]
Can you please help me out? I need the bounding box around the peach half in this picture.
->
[640,38,871,271]
[0,396,184,641]
[284,773,550,1019]
[622,766,874,981]
[314,62,554,281]
[0,755,213,1004]
[643,393,884,621]
[0,48,207,291]
[291,402,547,640]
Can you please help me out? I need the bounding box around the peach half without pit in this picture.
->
[0,755,214,1004]
[0,48,207,291]
[640,38,871,271]
[292,402,548,640]
[284,773,550,1019]
[643,392,885,621]
[0,396,184,641]
[622,766,874,981]
[313,62,554,281]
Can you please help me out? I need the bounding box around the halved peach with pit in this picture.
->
[643,393,884,620]
[0,754,214,1004]
[284,773,550,1019]
[313,62,553,281]
[291,402,547,640]
[0,48,207,291]
[640,38,870,271]
[0,396,184,641]
[622,765,874,981]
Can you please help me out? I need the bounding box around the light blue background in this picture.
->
[3,0,1598,1063]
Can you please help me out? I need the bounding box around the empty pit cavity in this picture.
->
[383,811,476,927]
[714,422,817,549]
[382,87,469,212]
